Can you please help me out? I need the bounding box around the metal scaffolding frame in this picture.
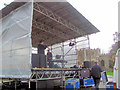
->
[30,68,80,81]
[33,2,86,36]
[31,35,90,68]
[32,20,70,40]
[29,68,83,89]
[50,35,90,68]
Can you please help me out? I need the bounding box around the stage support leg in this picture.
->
[15,80,17,90]
[28,80,31,89]
[36,72,38,90]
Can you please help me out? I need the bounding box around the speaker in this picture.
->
[32,54,40,68]
[39,54,46,68]
[32,54,46,68]
[84,61,91,68]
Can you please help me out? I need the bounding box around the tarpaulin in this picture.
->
[0,2,33,78]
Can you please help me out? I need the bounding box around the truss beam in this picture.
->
[32,20,70,40]
[30,69,80,81]
[33,3,86,36]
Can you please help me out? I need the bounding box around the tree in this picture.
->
[108,32,120,69]
[111,32,120,53]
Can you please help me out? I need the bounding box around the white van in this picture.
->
[113,48,120,89]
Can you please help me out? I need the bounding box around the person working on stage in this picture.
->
[37,40,48,68]
[37,40,48,55]
[47,49,54,68]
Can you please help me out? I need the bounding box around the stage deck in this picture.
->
[31,68,90,71]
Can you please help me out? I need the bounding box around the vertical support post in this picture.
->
[74,38,78,65]
[28,79,31,89]
[87,35,90,49]
[84,48,87,61]
[35,71,38,90]
[50,45,53,68]
[62,43,64,68]
[15,80,17,90]
[2,80,3,88]
[60,43,65,88]
[79,69,81,89]
[60,70,63,88]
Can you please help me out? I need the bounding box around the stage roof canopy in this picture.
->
[1,1,99,47]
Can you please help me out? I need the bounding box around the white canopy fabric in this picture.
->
[0,2,33,78]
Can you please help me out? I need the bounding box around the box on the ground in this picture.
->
[106,84,114,88]
[65,78,79,90]
[80,78,94,87]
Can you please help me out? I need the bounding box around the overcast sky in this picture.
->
[67,0,118,53]
[0,0,119,53]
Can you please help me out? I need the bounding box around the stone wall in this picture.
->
[99,54,113,72]
[77,48,113,72]
[77,48,101,66]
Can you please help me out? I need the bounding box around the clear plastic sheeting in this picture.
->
[0,2,33,78]
[51,36,89,68]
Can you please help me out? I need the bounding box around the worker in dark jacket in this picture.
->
[91,62,103,88]
[47,49,54,68]
[37,40,48,54]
